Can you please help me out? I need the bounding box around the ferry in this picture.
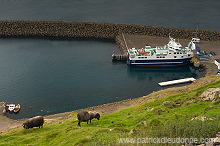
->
[127,37,195,66]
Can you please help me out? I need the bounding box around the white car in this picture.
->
[192,38,200,43]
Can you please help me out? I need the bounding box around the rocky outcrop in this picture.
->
[0,102,6,115]
[191,116,213,121]
[200,88,220,102]
[200,62,218,77]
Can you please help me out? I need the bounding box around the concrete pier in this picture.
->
[112,54,127,61]
[159,78,196,86]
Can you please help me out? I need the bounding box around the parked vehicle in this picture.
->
[191,38,200,43]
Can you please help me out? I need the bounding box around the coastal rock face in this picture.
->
[0,102,6,115]
[200,88,220,102]
[201,62,218,77]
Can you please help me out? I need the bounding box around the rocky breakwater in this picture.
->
[0,20,220,41]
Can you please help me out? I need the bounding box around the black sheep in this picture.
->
[77,111,100,126]
[22,116,44,129]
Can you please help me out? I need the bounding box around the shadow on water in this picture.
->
[112,61,205,87]
[128,65,204,80]
[127,64,205,88]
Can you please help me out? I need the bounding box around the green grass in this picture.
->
[1,78,220,145]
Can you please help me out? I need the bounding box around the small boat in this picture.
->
[5,104,21,113]
[6,104,15,112]
[14,104,21,113]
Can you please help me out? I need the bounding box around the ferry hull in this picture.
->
[127,58,192,67]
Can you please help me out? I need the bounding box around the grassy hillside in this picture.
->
[1,76,220,146]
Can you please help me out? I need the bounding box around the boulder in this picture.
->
[191,116,213,121]
[147,108,154,111]
[200,88,220,102]
[186,99,196,105]
[139,121,147,126]
[214,137,220,145]
[162,101,175,106]
[130,129,138,134]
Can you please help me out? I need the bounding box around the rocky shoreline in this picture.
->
[200,61,218,77]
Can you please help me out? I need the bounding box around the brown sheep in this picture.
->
[77,111,100,126]
[22,116,44,129]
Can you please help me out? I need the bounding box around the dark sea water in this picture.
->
[0,0,220,30]
[0,0,218,119]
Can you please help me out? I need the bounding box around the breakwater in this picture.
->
[0,20,220,41]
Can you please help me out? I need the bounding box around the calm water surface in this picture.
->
[0,0,217,119]
[0,0,220,30]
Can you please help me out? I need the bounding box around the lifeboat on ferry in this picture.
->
[139,51,150,55]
